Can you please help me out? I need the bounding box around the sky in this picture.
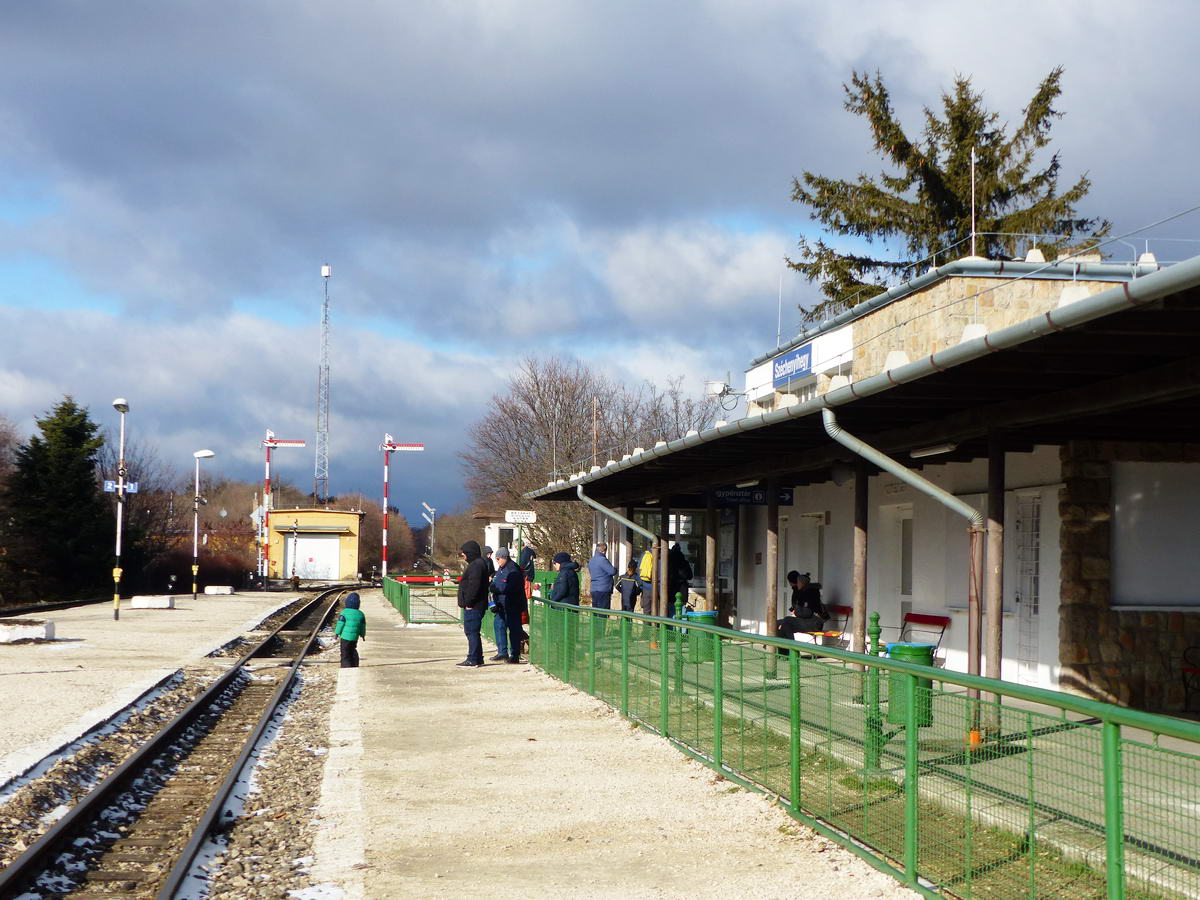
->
[3,0,1199,522]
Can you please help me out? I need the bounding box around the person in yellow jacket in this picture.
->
[637,548,655,615]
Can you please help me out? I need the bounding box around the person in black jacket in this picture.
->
[456,540,490,667]
[490,547,528,663]
[549,551,580,605]
[666,543,693,618]
[777,571,829,647]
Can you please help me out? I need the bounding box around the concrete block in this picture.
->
[203,585,234,595]
[131,595,176,609]
[0,619,54,642]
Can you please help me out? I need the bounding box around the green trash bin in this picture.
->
[683,610,717,662]
[886,642,935,726]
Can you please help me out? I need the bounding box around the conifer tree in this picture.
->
[789,67,1109,321]
[1,397,112,600]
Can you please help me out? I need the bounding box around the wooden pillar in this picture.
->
[704,491,717,613]
[623,505,635,575]
[765,480,779,637]
[852,461,869,654]
[986,438,1006,683]
[659,505,671,618]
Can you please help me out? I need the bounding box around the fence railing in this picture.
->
[383,571,561,626]
[529,598,1200,900]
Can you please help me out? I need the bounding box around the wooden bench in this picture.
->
[899,612,951,651]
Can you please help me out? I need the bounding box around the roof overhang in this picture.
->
[528,256,1200,507]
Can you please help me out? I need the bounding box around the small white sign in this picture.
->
[504,509,537,524]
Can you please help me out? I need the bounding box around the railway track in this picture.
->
[0,585,356,900]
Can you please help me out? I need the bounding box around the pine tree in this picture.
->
[1,397,112,600]
[789,67,1109,321]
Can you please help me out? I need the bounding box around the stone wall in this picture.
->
[1058,441,1200,712]
[850,275,1111,380]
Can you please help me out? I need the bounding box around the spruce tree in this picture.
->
[789,67,1109,321]
[1,397,112,600]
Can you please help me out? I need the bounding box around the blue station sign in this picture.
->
[772,343,813,387]
[713,487,794,506]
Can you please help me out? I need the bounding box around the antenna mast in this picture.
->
[314,264,332,502]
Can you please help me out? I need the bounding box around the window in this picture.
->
[498,527,514,550]
[900,517,913,596]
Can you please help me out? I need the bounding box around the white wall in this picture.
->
[733,445,1063,688]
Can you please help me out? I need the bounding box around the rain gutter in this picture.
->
[822,407,987,697]
[749,256,1161,368]
[525,252,1200,502]
[575,484,658,544]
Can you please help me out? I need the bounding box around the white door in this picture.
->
[1015,494,1041,685]
[286,534,340,580]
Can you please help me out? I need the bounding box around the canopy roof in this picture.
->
[527,258,1200,508]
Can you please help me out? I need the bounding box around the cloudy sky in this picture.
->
[2,0,1197,521]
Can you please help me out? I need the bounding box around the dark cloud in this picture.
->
[4,1,1200,510]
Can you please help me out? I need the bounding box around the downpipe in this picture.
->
[822,409,987,723]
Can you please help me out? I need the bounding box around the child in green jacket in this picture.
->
[334,592,366,668]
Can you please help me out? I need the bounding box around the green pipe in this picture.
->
[659,625,669,736]
[620,617,629,716]
[865,612,883,772]
[587,607,596,696]
[561,605,569,682]
[789,648,801,811]
[903,672,920,885]
[1102,720,1126,900]
[713,630,724,769]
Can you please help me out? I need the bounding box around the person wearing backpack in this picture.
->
[333,592,366,668]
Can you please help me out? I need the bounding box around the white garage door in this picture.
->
[284,534,340,581]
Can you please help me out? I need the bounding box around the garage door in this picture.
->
[283,534,341,581]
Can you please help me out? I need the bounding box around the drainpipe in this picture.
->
[576,486,661,614]
[822,409,987,698]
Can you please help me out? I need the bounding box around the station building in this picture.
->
[267,508,364,581]
[528,251,1200,714]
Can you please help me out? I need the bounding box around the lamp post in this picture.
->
[192,449,215,600]
[111,398,129,621]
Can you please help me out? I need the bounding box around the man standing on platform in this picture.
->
[456,540,490,667]
[587,541,617,637]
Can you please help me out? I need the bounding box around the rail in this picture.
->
[0,586,351,899]
[529,598,1200,900]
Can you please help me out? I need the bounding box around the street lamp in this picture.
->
[111,398,129,621]
[192,449,215,600]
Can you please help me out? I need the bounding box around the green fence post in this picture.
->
[865,611,884,773]
[587,607,596,696]
[673,593,684,697]
[659,620,669,736]
[789,647,801,812]
[713,629,724,770]
[561,604,570,682]
[620,616,629,716]
[1102,720,1126,900]
[903,671,919,886]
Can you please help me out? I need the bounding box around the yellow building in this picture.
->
[267,508,364,581]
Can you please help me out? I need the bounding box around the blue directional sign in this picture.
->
[103,480,116,492]
[126,482,139,494]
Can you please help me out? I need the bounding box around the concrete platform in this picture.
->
[308,590,913,899]
[0,592,301,786]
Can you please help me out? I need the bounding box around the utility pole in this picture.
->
[314,264,332,502]
[421,502,437,565]
[380,434,424,579]
[261,430,306,583]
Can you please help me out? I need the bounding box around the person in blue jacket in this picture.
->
[490,547,528,663]
[587,542,617,609]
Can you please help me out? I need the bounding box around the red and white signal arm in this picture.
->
[383,442,425,452]
[504,509,537,524]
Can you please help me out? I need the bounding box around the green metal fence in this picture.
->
[529,598,1200,900]
[382,576,461,624]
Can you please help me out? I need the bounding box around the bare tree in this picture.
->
[460,356,718,561]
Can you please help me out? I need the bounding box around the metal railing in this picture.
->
[529,598,1200,900]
